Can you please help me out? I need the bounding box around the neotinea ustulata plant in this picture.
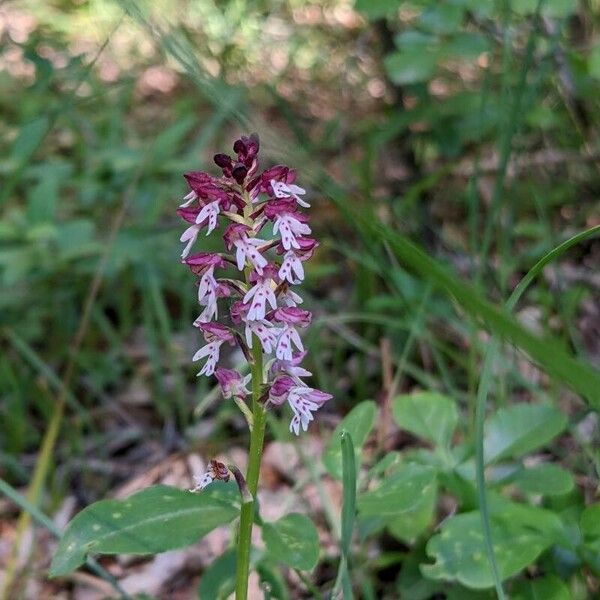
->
[50,134,331,599]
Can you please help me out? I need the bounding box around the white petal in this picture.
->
[180,227,199,258]
[290,415,301,435]
[193,343,213,361]
[235,244,246,271]
[243,284,258,304]
[179,191,197,207]
[290,328,304,352]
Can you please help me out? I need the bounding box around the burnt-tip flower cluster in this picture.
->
[179,134,331,436]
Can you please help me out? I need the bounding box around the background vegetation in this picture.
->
[1,0,599,598]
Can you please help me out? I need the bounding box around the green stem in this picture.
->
[235,339,266,600]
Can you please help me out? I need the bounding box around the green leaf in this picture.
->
[354,0,400,20]
[589,44,600,80]
[323,401,377,479]
[392,392,458,448]
[256,560,290,600]
[358,463,437,518]
[484,403,567,464]
[384,50,438,85]
[580,504,600,539]
[419,4,464,34]
[340,431,357,557]
[387,470,437,542]
[511,464,574,496]
[513,0,577,17]
[422,511,550,589]
[442,33,490,59]
[198,549,236,599]
[6,117,49,171]
[394,31,436,49]
[510,575,571,600]
[262,514,319,571]
[50,484,239,577]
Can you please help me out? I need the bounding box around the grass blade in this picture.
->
[362,217,600,407]
[332,430,356,599]
[0,479,131,599]
[475,223,600,599]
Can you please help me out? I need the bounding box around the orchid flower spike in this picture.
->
[178,133,330,436]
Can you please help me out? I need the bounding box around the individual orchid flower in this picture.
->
[243,265,279,321]
[264,199,311,251]
[267,376,332,435]
[272,307,311,361]
[269,351,313,381]
[224,223,269,274]
[271,180,309,208]
[193,323,234,376]
[190,459,230,492]
[215,368,251,400]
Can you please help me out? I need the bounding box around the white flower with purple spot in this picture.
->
[270,179,310,208]
[245,319,280,354]
[196,200,221,234]
[268,376,332,435]
[243,267,278,321]
[193,323,234,377]
[272,307,311,361]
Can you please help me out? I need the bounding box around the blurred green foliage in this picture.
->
[1,0,600,597]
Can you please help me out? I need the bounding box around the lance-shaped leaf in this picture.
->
[50,483,239,577]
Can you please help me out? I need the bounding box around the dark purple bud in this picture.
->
[232,164,248,184]
[213,153,233,178]
[214,153,232,169]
